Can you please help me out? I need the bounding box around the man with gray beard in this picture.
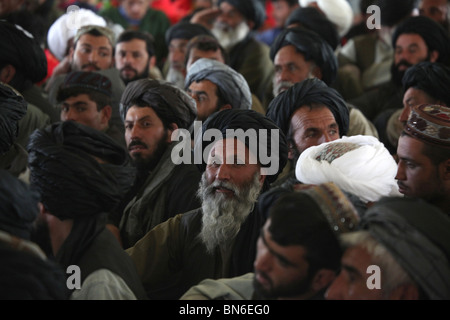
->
[125,109,288,300]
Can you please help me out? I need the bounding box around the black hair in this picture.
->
[116,30,156,58]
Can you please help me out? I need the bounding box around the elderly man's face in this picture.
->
[115,38,152,84]
[70,34,114,72]
[168,39,190,73]
[212,2,250,49]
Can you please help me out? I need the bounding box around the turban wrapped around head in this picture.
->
[217,0,266,30]
[270,26,337,85]
[0,169,40,240]
[165,21,213,45]
[194,109,288,184]
[361,197,450,300]
[295,135,402,203]
[0,20,47,83]
[185,58,252,110]
[266,78,349,137]
[120,79,197,129]
[0,82,27,155]
[27,121,135,220]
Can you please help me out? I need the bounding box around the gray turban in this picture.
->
[0,83,27,155]
[185,58,252,110]
[0,20,47,83]
[120,79,197,130]
[217,0,266,30]
[361,197,450,300]
[270,26,338,86]
[27,121,135,220]
[266,78,349,137]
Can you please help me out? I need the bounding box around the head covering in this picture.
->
[185,58,252,110]
[58,71,112,98]
[270,26,337,85]
[27,121,136,220]
[74,24,116,48]
[0,170,40,240]
[266,78,349,137]
[404,104,450,149]
[285,6,340,50]
[165,21,213,45]
[374,0,418,27]
[120,79,197,129]
[194,109,288,184]
[392,16,450,66]
[0,83,27,155]
[217,0,266,30]
[402,61,450,107]
[0,20,47,83]
[47,8,107,61]
[360,197,450,300]
[295,135,402,203]
[299,0,353,37]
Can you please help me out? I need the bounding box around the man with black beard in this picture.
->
[125,109,288,300]
[117,79,201,249]
[179,182,360,300]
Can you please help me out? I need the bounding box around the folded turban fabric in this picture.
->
[217,0,266,30]
[299,0,353,37]
[185,58,252,110]
[392,16,450,66]
[120,79,197,130]
[295,135,402,203]
[285,7,340,50]
[0,20,47,83]
[0,170,40,240]
[165,21,213,45]
[270,26,337,86]
[360,197,450,300]
[46,8,107,61]
[194,109,288,184]
[266,78,349,137]
[27,121,135,220]
[375,0,422,27]
[0,83,27,155]
[402,62,450,107]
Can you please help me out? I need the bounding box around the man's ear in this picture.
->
[429,50,439,63]
[287,141,295,160]
[0,64,16,84]
[166,122,179,143]
[219,104,232,112]
[149,56,156,69]
[311,269,337,293]
[100,105,112,125]
[246,20,255,31]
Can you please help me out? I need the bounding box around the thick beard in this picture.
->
[211,20,250,50]
[165,67,185,89]
[131,130,169,174]
[197,171,261,254]
[121,60,150,85]
[253,269,314,299]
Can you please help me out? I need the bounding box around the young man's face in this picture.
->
[186,47,225,71]
[400,87,437,124]
[187,79,222,121]
[121,0,149,21]
[60,93,110,132]
[70,34,114,72]
[115,39,152,84]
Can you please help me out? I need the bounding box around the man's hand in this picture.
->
[190,7,221,29]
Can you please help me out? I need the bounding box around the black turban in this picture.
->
[285,7,340,50]
[217,0,266,30]
[0,170,39,240]
[266,78,349,137]
[165,21,213,45]
[120,79,197,130]
[0,20,47,83]
[0,83,27,155]
[27,121,136,220]
[375,0,418,27]
[392,16,450,66]
[270,26,338,86]
[361,197,450,300]
[194,109,288,184]
[402,61,450,107]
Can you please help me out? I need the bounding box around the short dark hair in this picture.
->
[184,34,229,68]
[116,30,156,58]
[56,87,111,111]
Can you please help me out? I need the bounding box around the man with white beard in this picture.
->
[126,109,288,300]
[191,0,274,106]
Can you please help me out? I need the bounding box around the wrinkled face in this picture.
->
[325,245,384,300]
[215,1,247,31]
[186,47,225,71]
[289,106,340,159]
[253,218,311,299]
[273,45,315,97]
[70,34,114,72]
[419,0,449,26]
[60,94,110,132]
[115,39,151,84]
[121,0,150,21]
[400,87,438,124]
[396,135,445,201]
[168,39,190,73]
[187,79,221,121]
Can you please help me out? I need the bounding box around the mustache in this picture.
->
[395,60,413,69]
[81,63,100,70]
[273,80,294,96]
[397,180,407,189]
[121,65,137,73]
[204,180,240,196]
[128,140,148,150]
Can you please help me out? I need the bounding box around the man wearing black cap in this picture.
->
[396,104,450,214]
[126,108,288,300]
[326,197,450,300]
[191,0,274,103]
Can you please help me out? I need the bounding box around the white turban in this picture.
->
[47,8,107,61]
[299,0,354,37]
[295,135,402,203]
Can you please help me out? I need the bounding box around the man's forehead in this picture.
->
[208,138,258,163]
